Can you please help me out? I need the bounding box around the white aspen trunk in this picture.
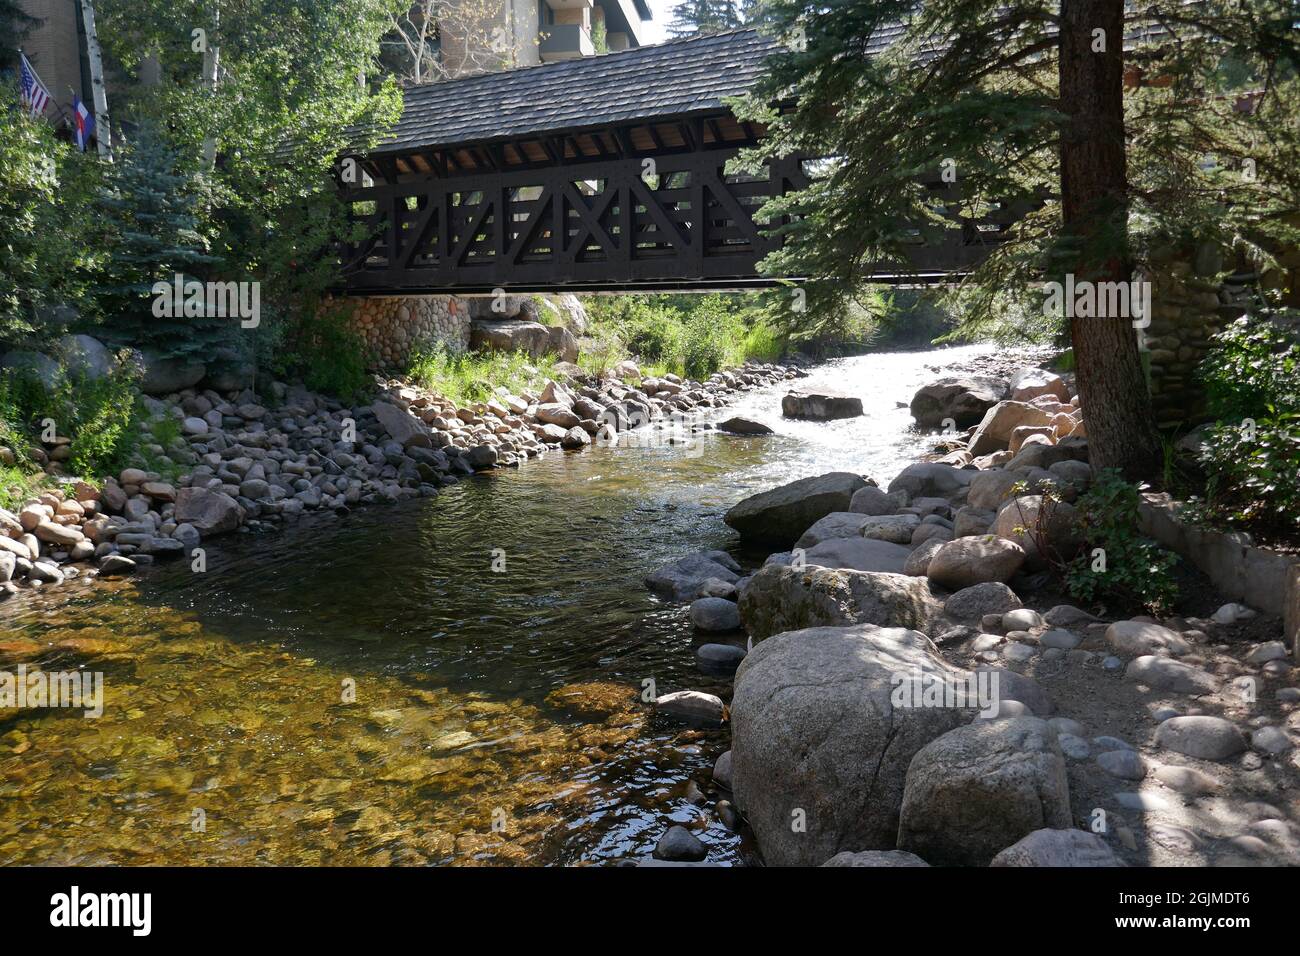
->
[78,0,112,157]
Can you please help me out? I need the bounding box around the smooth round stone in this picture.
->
[1250,726,1293,755]
[1152,706,1180,723]
[1002,608,1043,631]
[712,750,732,789]
[654,825,706,862]
[972,699,1032,721]
[1093,735,1134,752]
[971,633,1004,652]
[1102,655,1123,671]
[1041,647,1066,662]
[1275,687,1300,703]
[654,690,725,726]
[1049,717,1085,737]
[1003,643,1035,663]
[1040,628,1081,650]
[695,643,747,671]
[715,799,741,830]
[1154,765,1219,795]
[1058,733,1091,759]
[1155,716,1247,761]
[1114,791,1170,811]
[689,597,741,633]
[1097,749,1147,780]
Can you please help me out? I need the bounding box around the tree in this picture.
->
[0,0,40,73]
[381,0,531,84]
[737,0,1300,479]
[97,120,220,359]
[667,0,742,38]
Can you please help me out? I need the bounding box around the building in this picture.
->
[440,0,653,76]
[15,0,91,124]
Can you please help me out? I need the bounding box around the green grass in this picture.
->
[405,345,561,405]
[0,464,56,512]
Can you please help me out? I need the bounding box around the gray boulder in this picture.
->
[794,512,870,549]
[172,487,243,536]
[724,472,868,546]
[800,537,910,574]
[781,390,863,420]
[689,597,741,632]
[731,624,971,865]
[992,495,1080,568]
[888,462,974,499]
[0,350,61,389]
[646,551,740,601]
[371,401,432,449]
[909,376,1006,428]
[898,717,1071,866]
[822,850,930,867]
[1155,716,1247,760]
[991,828,1123,866]
[738,564,941,640]
[1124,656,1218,694]
[56,334,113,380]
[926,536,1026,590]
[944,581,1022,622]
[469,318,552,358]
[137,350,206,394]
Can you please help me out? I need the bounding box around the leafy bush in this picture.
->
[1193,316,1300,534]
[0,357,142,479]
[1063,469,1180,614]
[295,309,372,402]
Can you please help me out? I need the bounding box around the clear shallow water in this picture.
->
[0,345,992,866]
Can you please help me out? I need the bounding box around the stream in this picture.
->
[0,344,996,866]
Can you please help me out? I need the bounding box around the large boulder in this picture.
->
[859,514,921,544]
[794,512,870,549]
[1009,367,1071,403]
[781,390,863,420]
[897,717,1072,866]
[724,472,868,546]
[645,551,740,602]
[1106,621,1191,657]
[137,349,206,395]
[799,537,911,574]
[738,564,940,640]
[0,350,61,389]
[887,462,974,499]
[909,376,1006,428]
[545,325,579,363]
[371,401,432,449]
[968,402,1057,456]
[731,624,972,866]
[926,536,1026,590]
[944,581,1021,622]
[173,487,243,536]
[967,469,1023,511]
[469,318,552,358]
[56,334,113,380]
[992,495,1080,567]
[991,828,1123,867]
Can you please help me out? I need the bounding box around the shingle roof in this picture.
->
[371,28,779,155]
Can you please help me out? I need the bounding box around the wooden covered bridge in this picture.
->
[338,28,1013,296]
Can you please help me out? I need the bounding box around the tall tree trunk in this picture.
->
[78,0,112,158]
[1059,0,1159,480]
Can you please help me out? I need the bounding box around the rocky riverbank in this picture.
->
[642,357,1299,867]
[0,360,806,603]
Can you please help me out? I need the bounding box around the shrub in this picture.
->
[0,356,142,479]
[1192,316,1300,534]
[295,308,372,401]
[1063,469,1180,614]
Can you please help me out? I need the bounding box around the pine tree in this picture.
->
[0,1,40,73]
[667,0,742,38]
[98,121,224,360]
[738,0,1300,479]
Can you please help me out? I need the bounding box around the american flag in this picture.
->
[19,52,51,117]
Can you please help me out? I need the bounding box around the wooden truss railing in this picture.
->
[339,146,810,294]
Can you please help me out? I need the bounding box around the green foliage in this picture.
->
[0,2,40,72]
[583,293,787,376]
[1064,469,1180,615]
[0,97,110,338]
[295,308,373,402]
[733,1,1300,337]
[667,0,743,38]
[405,344,558,406]
[0,358,143,479]
[1192,317,1300,534]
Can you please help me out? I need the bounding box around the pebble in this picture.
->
[715,800,741,830]
[1049,717,1085,737]
[1097,749,1147,780]
[1154,765,1219,795]
[1058,734,1091,759]
[1102,655,1123,671]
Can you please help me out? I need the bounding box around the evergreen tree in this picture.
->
[738,0,1300,479]
[667,0,742,38]
[0,0,41,73]
[97,121,223,360]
